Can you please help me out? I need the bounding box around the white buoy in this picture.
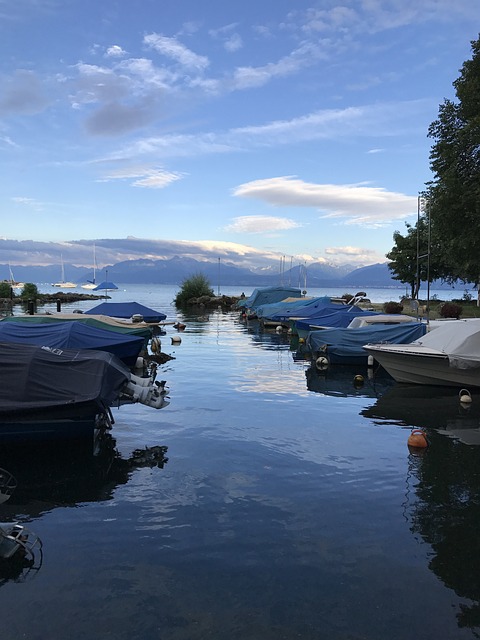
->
[171,335,182,344]
[367,355,374,367]
[276,325,283,332]
[315,355,329,371]
[459,388,472,404]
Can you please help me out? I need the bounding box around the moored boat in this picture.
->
[305,321,427,366]
[364,319,480,387]
[0,342,169,443]
[0,320,146,368]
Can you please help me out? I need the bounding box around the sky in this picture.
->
[0,0,478,273]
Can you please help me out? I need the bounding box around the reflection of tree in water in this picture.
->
[408,431,480,633]
[0,435,168,586]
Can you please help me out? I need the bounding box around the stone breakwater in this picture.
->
[182,294,241,309]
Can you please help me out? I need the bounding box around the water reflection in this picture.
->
[363,384,480,634]
[0,435,168,587]
[0,435,168,509]
[305,364,395,398]
[363,384,480,445]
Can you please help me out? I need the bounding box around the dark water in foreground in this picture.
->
[2,285,480,639]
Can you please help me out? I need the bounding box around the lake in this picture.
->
[1,284,480,639]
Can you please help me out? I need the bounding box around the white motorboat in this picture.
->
[364,319,480,387]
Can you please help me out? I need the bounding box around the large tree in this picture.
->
[387,213,444,299]
[426,35,480,284]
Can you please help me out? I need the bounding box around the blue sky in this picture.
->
[0,0,478,272]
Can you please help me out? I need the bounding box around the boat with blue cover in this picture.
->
[304,321,427,366]
[236,286,303,319]
[85,301,167,323]
[0,320,146,368]
[0,342,170,443]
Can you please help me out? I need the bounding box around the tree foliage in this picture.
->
[174,273,214,307]
[386,215,444,298]
[426,35,480,284]
[20,283,39,299]
[0,282,13,298]
[388,35,480,287]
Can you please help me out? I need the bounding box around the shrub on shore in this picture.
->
[383,301,404,314]
[439,301,463,319]
[174,274,214,307]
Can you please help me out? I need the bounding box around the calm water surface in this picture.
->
[2,285,480,639]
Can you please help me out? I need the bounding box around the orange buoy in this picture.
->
[407,429,428,449]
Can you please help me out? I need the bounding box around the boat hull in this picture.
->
[0,403,110,443]
[365,345,480,387]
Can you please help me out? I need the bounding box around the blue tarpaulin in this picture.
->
[93,281,119,291]
[256,296,351,321]
[85,302,167,323]
[295,308,379,333]
[236,286,302,311]
[305,322,427,365]
[0,320,145,367]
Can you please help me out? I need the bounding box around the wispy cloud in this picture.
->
[11,196,44,211]
[98,166,184,188]
[224,215,302,234]
[110,99,429,161]
[143,33,210,70]
[233,177,417,226]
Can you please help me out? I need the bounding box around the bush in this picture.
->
[439,302,463,319]
[383,301,404,314]
[20,283,39,299]
[174,273,214,307]
[0,282,13,298]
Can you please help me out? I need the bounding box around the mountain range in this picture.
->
[1,257,460,291]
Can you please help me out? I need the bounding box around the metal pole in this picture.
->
[426,201,431,323]
[416,195,420,303]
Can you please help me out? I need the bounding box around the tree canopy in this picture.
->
[388,35,480,288]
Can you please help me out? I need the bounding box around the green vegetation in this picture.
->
[20,283,39,299]
[0,282,13,298]
[388,35,480,290]
[174,273,214,307]
[383,301,404,314]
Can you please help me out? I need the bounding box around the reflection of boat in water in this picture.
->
[0,435,168,585]
[362,383,480,444]
[305,364,395,398]
[396,404,480,633]
[0,434,168,507]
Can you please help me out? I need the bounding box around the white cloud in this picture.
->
[224,215,303,234]
[224,34,243,53]
[233,177,417,226]
[110,99,429,161]
[11,196,43,211]
[106,45,127,58]
[231,42,325,90]
[98,166,184,189]
[143,33,209,70]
